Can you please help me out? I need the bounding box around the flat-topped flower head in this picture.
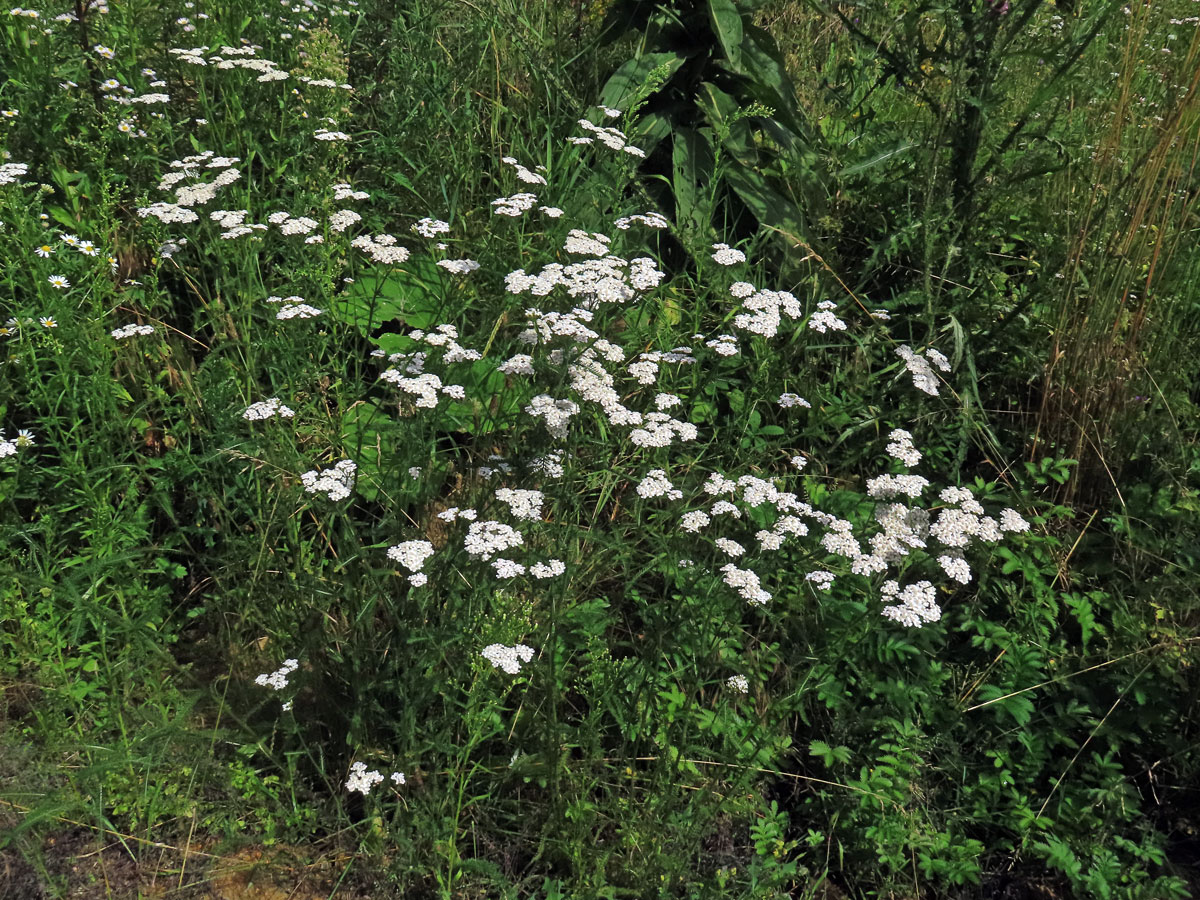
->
[112,324,156,340]
[255,658,299,691]
[464,520,523,560]
[345,761,383,795]
[711,242,746,266]
[999,508,1030,533]
[885,429,922,467]
[413,217,449,238]
[779,392,810,409]
[530,559,565,579]
[301,460,356,501]
[481,643,535,675]
[881,580,941,627]
[494,488,544,521]
[387,540,435,572]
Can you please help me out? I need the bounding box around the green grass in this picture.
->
[2,0,1200,898]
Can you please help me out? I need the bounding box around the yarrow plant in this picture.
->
[300,459,356,501]
[0,0,1191,894]
[254,658,299,691]
[481,643,536,675]
[20,8,1037,867]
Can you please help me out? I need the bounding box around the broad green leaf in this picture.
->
[696,82,752,160]
[740,24,804,130]
[837,142,918,178]
[723,164,809,246]
[600,52,685,110]
[707,0,744,71]
[340,399,396,501]
[671,126,715,238]
[331,262,441,334]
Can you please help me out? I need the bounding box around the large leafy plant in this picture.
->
[597,0,827,257]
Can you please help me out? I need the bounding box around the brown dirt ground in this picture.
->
[0,811,364,900]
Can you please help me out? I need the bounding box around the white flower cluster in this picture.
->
[300,460,356,501]
[334,183,370,201]
[706,334,739,356]
[636,469,682,500]
[525,395,580,438]
[733,287,803,339]
[297,76,354,90]
[137,152,244,222]
[478,455,512,479]
[704,472,737,496]
[806,570,835,591]
[170,45,288,80]
[344,761,404,795]
[464,520,524,560]
[881,580,941,627]
[529,450,566,479]
[492,192,539,217]
[499,354,535,376]
[711,242,746,266]
[412,217,449,238]
[243,398,296,420]
[379,370,462,408]
[721,563,772,605]
[138,202,200,224]
[329,209,361,232]
[571,118,644,156]
[896,344,951,396]
[437,258,480,275]
[206,101,1043,689]
[938,553,972,584]
[867,473,931,499]
[716,538,745,557]
[494,488,544,521]
[779,392,810,409]
[111,323,156,340]
[614,211,669,230]
[387,540,435,572]
[727,674,749,693]
[501,156,547,185]
[254,658,298,691]
[885,429,922,467]
[481,643,535,675]
[863,503,927,568]
[628,422,1028,623]
[272,213,318,235]
[808,300,847,334]
[530,559,566,579]
[492,558,526,578]
[999,508,1030,533]
[564,229,611,256]
[274,301,323,320]
[630,413,698,449]
[414,323,481,362]
[351,233,410,265]
[211,208,267,239]
[0,162,29,186]
[506,256,664,306]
